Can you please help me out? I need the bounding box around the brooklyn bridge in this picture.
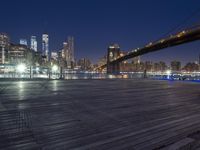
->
[97,26,200,74]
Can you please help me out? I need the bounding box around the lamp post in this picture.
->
[60,66,63,79]
[29,66,32,79]
[52,65,58,79]
[2,45,5,64]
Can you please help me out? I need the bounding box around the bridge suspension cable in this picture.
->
[153,6,200,43]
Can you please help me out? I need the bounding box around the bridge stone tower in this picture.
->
[107,44,120,74]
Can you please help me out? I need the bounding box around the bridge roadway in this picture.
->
[0,79,200,149]
[99,26,200,70]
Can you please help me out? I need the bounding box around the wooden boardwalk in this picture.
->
[0,79,200,149]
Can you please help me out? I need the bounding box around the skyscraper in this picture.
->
[67,36,74,63]
[42,33,49,61]
[77,58,92,70]
[199,54,200,65]
[0,33,10,64]
[31,36,37,52]
[20,39,28,46]
[63,42,69,59]
[62,36,75,69]
[171,61,181,71]
[132,56,141,64]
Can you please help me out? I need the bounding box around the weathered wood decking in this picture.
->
[0,79,200,149]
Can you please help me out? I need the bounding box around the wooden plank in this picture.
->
[0,80,200,149]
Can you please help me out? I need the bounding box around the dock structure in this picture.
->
[0,79,200,149]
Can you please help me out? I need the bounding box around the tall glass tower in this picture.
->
[31,36,37,52]
[62,36,75,69]
[68,36,74,63]
[42,34,49,61]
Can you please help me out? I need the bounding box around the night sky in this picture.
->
[1,0,200,64]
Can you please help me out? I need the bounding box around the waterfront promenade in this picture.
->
[0,79,200,149]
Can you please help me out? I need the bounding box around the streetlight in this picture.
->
[16,64,26,73]
[52,65,58,72]
[50,65,59,79]
[36,67,40,72]
[166,70,171,76]
[166,69,172,79]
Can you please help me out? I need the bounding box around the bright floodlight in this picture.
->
[52,65,58,72]
[36,67,39,71]
[166,70,171,75]
[17,64,26,73]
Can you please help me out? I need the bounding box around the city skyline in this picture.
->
[1,0,200,64]
[4,31,199,66]
[1,1,200,149]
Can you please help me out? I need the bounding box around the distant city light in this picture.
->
[166,70,172,79]
[16,64,26,73]
[36,67,40,72]
[52,65,58,72]
[166,70,171,75]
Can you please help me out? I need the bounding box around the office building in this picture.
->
[199,54,200,65]
[0,33,10,64]
[20,39,28,46]
[8,44,32,64]
[51,51,58,61]
[42,33,49,61]
[31,36,37,52]
[132,56,141,64]
[183,62,199,72]
[62,36,75,69]
[78,58,92,70]
[171,61,181,71]
[98,55,107,67]
[68,36,74,62]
